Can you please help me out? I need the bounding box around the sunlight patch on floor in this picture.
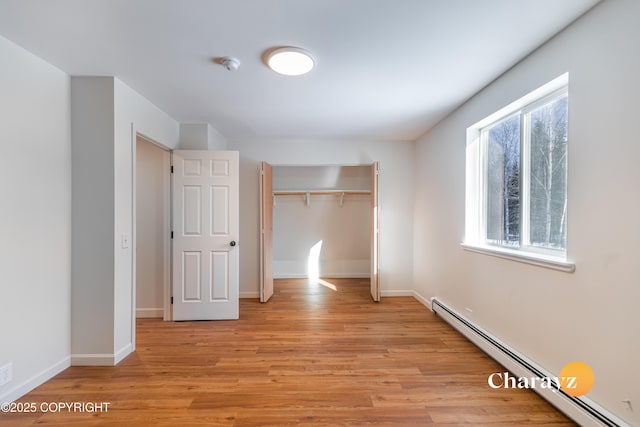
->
[315,279,337,291]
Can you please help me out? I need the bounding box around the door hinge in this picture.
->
[170,296,173,304]
[171,231,174,239]
[171,165,174,173]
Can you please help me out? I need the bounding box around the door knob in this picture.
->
[230,240,237,247]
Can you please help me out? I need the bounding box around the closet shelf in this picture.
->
[273,190,370,196]
[272,190,370,207]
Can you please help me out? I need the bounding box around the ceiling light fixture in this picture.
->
[267,47,314,76]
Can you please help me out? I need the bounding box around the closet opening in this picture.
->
[260,163,380,303]
[134,135,171,321]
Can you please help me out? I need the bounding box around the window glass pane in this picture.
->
[486,114,521,246]
[528,94,568,250]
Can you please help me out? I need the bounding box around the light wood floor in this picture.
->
[4,278,574,426]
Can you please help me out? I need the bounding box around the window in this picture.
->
[464,74,573,271]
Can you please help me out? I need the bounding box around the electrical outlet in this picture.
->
[0,363,12,386]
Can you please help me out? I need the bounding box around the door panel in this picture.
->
[182,251,201,301]
[210,251,229,300]
[183,186,202,235]
[260,162,274,302]
[370,162,380,302]
[172,150,239,320]
[210,186,229,234]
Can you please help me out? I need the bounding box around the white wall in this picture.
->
[0,35,71,402]
[179,123,208,149]
[70,76,179,365]
[135,138,168,317]
[179,123,228,150]
[228,138,415,297]
[207,124,228,150]
[413,0,640,424]
[273,165,371,191]
[113,77,179,359]
[70,77,115,362]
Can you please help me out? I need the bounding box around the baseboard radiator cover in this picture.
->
[430,297,629,427]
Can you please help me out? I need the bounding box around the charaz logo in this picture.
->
[487,361,594,397]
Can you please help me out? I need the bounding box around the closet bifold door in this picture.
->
[370,161,380,302]
[260,161,274,302]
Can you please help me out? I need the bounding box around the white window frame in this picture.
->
[463,73,575,273]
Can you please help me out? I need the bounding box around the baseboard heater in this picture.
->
[430,297,628,427]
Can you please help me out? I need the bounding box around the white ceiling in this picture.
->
[0,0,599,142]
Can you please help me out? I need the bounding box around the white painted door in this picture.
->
[172,150,239,320]
[259,162,274,302]
[370,162,380,302]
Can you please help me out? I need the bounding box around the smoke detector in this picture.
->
[221,57,240,71]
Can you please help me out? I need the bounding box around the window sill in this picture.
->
[460,243,575,273]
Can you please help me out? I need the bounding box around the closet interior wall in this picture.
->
[272,166,372,279]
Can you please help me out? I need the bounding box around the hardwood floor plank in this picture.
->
[2,278,575,426]
[232,407,436,426]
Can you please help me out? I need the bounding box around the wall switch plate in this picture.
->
[0,363,12,386]
[121,233,130,249]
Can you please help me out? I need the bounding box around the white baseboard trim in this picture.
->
[71,354,115,366]
[0,356,70,404]
[114,343,132,365]
[431,297,629,427]
[273,274,308,279]
[411,290,434,311]
[240,291,260,299]
[381,290,414,297]
[71,343,132,366]
[136,308,163,318]
[273,274,370,279]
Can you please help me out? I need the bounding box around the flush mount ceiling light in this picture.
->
[267,47,314,76]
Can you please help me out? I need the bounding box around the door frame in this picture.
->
[132,129,173,352]
[259,162,380,301]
